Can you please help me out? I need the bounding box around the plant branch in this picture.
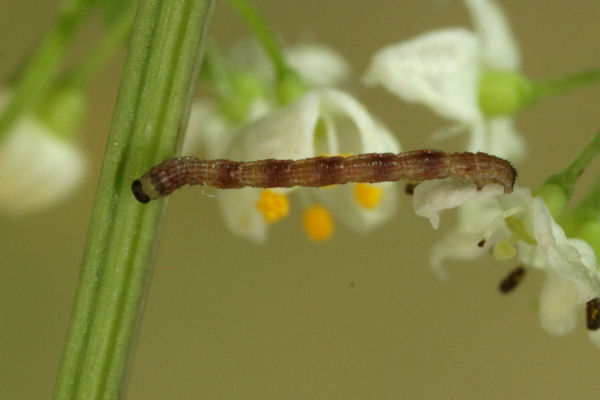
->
[52,0,214,398]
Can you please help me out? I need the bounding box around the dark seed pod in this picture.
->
[499,266,526,294]
[587,298,600,331]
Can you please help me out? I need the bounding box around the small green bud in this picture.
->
[478,70,534,117]
[36,85,86,139]
[276,69,307,105]
[217,72,265,124]
[534,182,569,218]
[574,220,600,261]
[560,207,600,261]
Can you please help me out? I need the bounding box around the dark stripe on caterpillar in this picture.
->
[132,150,517,203]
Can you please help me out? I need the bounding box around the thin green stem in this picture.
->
[201,41,235,98]
[559,173,600,258]
[544,130,600,200]
[52,1,214,399]
[531,68,600,104]
[225,0,306,104]
[63,1,137,89]
[226,0,287,77]
[0,0,93,138]
[576,173,600,215]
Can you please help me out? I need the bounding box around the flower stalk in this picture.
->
[225,0,306,104]
[61,1,138,90]
[52,1,214,398]
[531,68,600,104]
[0,0,94,139]
[225,0,287,77]
[536,130,600,217]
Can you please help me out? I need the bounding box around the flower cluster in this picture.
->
[8,0,599,350]
[184,44,400,242]
[180,0,600,348]
[362,0,600,347]
[0,89,86,215]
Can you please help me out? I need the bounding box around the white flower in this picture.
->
[413,179,507,279]
[182,43,351,157]
[228,40,351,89]
[363,0,526,162]
[414,179,600,345]
[413,178,504,230]
[284,44,351,87]
[216,88,400,242]
[0,93,86,214]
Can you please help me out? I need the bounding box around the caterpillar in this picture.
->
[131,150,517,203]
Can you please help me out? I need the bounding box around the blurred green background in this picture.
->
[2,1,600,398]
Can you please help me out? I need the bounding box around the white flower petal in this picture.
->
[217,89,401,241]
[183,98,270,157]
[486,117,527,162]
[533,198,600,303]
[463,0,521,69]
[314,182,398,233]
[413,178,504,229]
[429,197,507,278]
[364,28,481,122]
[286,44,351,86]
[228,40,274,82]
[0,118,85,214]
[463,118,526,163]
[182,100,228,156]
[588,329,600,349]
[227,92,322,161]
[229,41,351,88]
[308,90,400,231]
[317,89,401,154]
[538,272,579,336]
[465,118,487,153]
[430,230,488,280]
[495,186,533,209]
[217,188,267,243]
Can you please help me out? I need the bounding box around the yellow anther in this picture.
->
[319,152,354,158]
[505,216,537,245]
[493,236,518,260]
[256,189,289,223]
[302,205,334,242]
[354,183,383,209]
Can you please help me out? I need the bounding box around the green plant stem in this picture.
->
[544,130,600,200]
[0,0,93,138]
[63,1,138,89]
[52,1,214,399]
[225,0,306,104]
[202,41,235,98]
[532,68,600,104]
[575,173,600,216]
[226,0,287,77]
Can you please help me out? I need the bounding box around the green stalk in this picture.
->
[62,1,138,89]
[536,131,600,217]
[225,0,306,104]
[226,0,287,77]
[574,174,600,216]
[559,174,600,259]
[0,0,93,138]
[531,68,600,104]
[52,1,214,399]
[544,130,600,198]
[201,41,236,98]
